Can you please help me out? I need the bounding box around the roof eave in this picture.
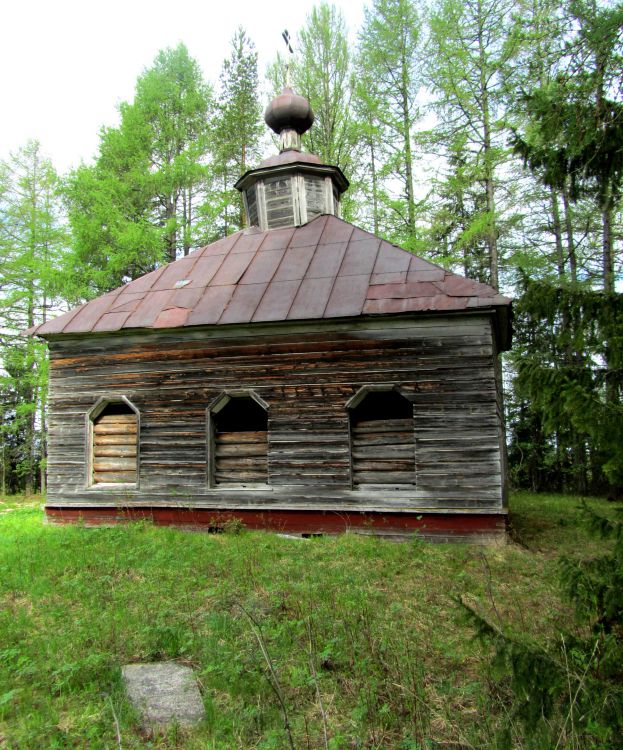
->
[234,162,349,193]
[33,306,513,348]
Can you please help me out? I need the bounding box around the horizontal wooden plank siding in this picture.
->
[214,431,268,485]
[44,314,505,515]
[92,413,137,484]
[351,418,415,487]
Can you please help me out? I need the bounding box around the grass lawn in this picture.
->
[0,492,613,749]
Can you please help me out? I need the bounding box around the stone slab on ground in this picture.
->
[122,662,205,728]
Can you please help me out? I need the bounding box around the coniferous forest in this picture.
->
[1,0,622,499]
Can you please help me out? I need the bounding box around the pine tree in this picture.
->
[465,503,623,748]
[505,0,623,493]
[512,0,623,293]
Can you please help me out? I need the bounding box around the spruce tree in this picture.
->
[213,27,263,234]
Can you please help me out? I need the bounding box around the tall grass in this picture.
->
[0,492,610,749]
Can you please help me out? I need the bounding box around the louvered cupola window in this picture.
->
[304,175,326,220]
[264,175,295,229]
[246,184,259,227]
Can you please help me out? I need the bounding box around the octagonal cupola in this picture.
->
[235,87,349,230]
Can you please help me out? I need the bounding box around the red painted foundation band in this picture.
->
[45,506,506,538]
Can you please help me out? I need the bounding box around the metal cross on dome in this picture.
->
[282,29,294,88]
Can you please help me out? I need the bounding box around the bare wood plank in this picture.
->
[94,446,137,458]
[215,472,267,483]
[352,446,415,459]
[93,458,137,471]
[352,419,413,432]
[93,471,136,483]
[95,415,136,425]
[93,424,138,435]
[352,471,416,484]
[94,434,137,446]
[215,444,268,457]
[215,458,268,470]
[353,460,415,471]
[350,432,414,445]
[215,431,268,444]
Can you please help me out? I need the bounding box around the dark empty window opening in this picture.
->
[349,390,415,488]
[212,396,268,486]
[92,402,137,485]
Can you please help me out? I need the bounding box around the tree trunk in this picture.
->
[477,0,498,290]
[401,46,415,235]
[165,195,177,263]
[1,444,6,496]
[182,188,190,256]
[240,143,247,229]
[561,182,577,283]
[550,185,565,279]
[601,188,614,294]
[369,129,379,236]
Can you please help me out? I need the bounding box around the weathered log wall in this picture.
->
[214,430,268,485]
[44,313,506,517]
[351,418,415,486]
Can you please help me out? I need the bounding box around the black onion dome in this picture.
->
[264,87,314,135]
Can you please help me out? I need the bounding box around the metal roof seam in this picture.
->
[66,286,126,334]
[217,237,266,323]
[93,309,134,333]
[317,222,357,319]
[241,228,300,320]
[367,237,383,291]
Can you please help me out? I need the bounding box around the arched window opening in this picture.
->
[211,396,268,486]
[91,401,138,485]
[349,390,415,488]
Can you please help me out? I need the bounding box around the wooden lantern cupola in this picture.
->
[235,88,349,230]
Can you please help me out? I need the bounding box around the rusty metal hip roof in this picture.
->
[30,215,512,348]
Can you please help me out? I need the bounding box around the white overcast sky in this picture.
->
[1,0,366,173]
